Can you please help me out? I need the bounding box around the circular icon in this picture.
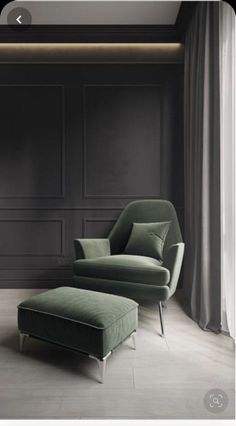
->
[7,7,32,27]
[204,389,229,413]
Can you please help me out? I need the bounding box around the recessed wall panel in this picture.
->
[83,218,116,238]
[0,219,64,256]
[83,84,161,198]
[0,85,64,198]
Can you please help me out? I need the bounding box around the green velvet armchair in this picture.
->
[73,200,184,336]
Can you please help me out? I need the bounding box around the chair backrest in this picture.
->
[109,199,183,256]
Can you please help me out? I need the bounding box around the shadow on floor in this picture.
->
[0,330,100,382]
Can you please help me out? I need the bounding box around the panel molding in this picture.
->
[0,84,65,199]
[0,206,124,210]
[82,217,116,238]
[82,83,162,199]
[0,218,65,256]
[0,266,71,270]
[0,204,182,210]
[0,203,184,211]
[0,280,72,289]
[0,278,70,281]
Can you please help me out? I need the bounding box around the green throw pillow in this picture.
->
[124,221,171,261]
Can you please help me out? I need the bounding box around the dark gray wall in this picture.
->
[0,64,183,288]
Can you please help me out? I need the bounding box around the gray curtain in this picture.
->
[183,2,221,332]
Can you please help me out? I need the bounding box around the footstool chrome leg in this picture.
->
[19,333,28,352]
[89,351,111,384]
[98,357,106,384]
[131,332,136,350]
[158,302,165,337]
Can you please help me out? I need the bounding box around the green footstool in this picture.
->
[17,287,138,383]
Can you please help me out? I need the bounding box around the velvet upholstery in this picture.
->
[73,200,184,302]
[18,287,138,358]
[109,200,183,256]
[124,221,170,260]
[73,276,171,301]
[74,238,111,260]
[74,255,169,286]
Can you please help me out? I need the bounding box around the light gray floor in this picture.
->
[0,289,234,419]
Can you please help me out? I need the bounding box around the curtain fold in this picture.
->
[219,2,235,338]
[183,2,221,332]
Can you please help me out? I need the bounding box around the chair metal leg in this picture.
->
[131,331,136,350]
[158,302,165,337]
[89,351,111,383]
[19,333,28,352]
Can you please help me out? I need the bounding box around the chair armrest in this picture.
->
[74,238,111,260]
[163,243,185,297]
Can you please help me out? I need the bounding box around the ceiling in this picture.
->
[3,1,182,25]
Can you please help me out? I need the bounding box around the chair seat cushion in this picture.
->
[18,287,138,358]
[74,255,170,286]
